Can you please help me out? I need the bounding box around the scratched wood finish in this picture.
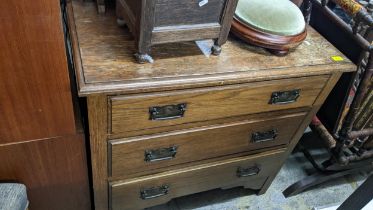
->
[70,1,354,96]
[0,0,76,143]
[110,149,285,210]
[109,112,306,178]
[110,75,327,134]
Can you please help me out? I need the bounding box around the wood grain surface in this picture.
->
[0,134,91,210]
[68,2,356,210]
[69,1,355,96]
[87,95,109,210]
[109,112,306,178]
[153,0,225,27]
[110,75,327,134]
[258,72,343,194]
[0,0,76,143]
[110,149,285,210]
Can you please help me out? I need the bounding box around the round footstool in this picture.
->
[231,0,307,55]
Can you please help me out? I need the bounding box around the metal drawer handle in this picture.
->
[237,166,261,177]
[140,185,169,200]
[252,129,278,143]
[149,103,187,121]
[269,89,300,105]
[145,146,178,162]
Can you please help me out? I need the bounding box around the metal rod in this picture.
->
[341,149,373,163]
[348,128,373,139]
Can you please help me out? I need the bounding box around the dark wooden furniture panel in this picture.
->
[109,111,306,178]
[154,0,225,27]
[0,0,76,144]
[110,75,327,134]
[0,134,90,210]
[110,149,285,210]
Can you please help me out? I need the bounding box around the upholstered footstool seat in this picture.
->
[0,184,29,210]
[231,0,307,55]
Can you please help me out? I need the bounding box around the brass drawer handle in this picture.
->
[252,129,278,143]
[144,146,178,162]
[140,185,169,200]
[149,103,187,120]
[237,166,261,177]
[269,89,300,105]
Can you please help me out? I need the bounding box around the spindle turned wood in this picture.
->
[68,1,355,209]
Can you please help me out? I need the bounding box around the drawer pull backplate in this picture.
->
[149,103,187,120]
[252,129,278,143]
[145,146,178,162]
[237,166,261,177]
[140,185,169,200]
[269,89,300,105]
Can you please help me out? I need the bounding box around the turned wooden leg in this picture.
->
[211,40,222,56]
[136,13,154,64]
[135,37,153,64]
[134,53,154,64]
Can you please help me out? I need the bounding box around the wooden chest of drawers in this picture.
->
[68,1,355,210]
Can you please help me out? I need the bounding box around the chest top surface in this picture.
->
[69,1,355,96]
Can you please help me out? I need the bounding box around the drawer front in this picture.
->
[110,75,328,135]
[110,150,284,210]
[154,0,226,27]
[109,112,306,177]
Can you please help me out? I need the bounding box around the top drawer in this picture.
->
[109,75,328,135]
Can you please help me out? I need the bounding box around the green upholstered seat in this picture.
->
[235,0,306,36]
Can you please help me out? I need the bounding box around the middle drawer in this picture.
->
[109,111,306,178]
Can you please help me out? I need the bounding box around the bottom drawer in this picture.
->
[110,149,285,210]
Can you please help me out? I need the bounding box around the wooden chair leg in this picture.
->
[283,164,373,198]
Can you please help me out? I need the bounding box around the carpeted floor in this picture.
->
[148,132,370,210]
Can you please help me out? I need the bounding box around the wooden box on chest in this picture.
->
[68,1,355,210]
[116,0,238,63]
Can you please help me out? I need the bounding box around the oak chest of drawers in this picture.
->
[68,1,355,210]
